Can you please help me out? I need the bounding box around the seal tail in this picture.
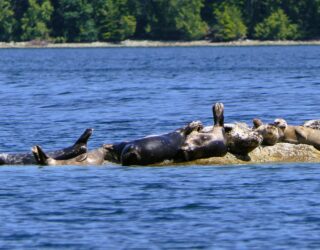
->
[74,128,94,145]
[32,145,50,165]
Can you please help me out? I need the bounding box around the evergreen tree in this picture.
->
[0,0,15,41]
[50,0,64,41]
[150,0,208,40]
[254,9,300,40]
[201,0,215,26]
[242,0,282,37]
[174,0,208,40]
[10,0,29,41]
[0,0,319,42]
[94,0,136,42]
[212,3,247,41]
[20,0,53,41]
[124,1,157,39]
[55,0,97,42]
[281,0,320,39]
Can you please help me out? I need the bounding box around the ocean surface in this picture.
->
[0,46,320,249]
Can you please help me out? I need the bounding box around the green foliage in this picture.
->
[254,9,300,40]
[149,0,208,40]
[212,3,247,41]
[53,36,66,43]
[0,0,15,41]
[20,0,53,41]
[95,0,136,42]
[173,0,208,40]
[281,0,320,39]
[1,0,320,42]
[124,1,157,39]
[56,0,97,42]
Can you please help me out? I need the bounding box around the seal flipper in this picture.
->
[73,128,93,145]
[52,128,93,160]
[0,129,94,166]
[32,145,50,165]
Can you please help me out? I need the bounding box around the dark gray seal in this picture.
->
[107,121,203,166]
[0,128,93,165]
[32,144,108,166]
[178,103,228,161]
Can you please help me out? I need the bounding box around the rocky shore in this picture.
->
[1,39,320,49]
[161,143,320,166]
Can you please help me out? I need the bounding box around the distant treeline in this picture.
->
[1,0,320,43]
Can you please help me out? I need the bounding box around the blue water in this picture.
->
[0,46,320,249]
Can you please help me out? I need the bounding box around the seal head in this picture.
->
[254,119,281,146]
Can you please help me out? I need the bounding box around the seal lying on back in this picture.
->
[0,128,93,165]
[32,144,108,166]
[274,118,320,150]
[178,103,228,161]
[107,121,203,166]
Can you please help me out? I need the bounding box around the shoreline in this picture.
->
[1,39,320,48]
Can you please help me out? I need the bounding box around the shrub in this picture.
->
[254,9,300,40]
[212,3,247,41]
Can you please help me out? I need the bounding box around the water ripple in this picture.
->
[1,47,320,248]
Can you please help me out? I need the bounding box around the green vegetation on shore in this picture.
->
[1,0,320,43]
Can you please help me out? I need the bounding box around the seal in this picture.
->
[32,144,108,166]
[225,122,263,155]
[103,141,128,163]
[303,120,320,130]
[252,118,263,129]
[178,103,228,161]
[113,121,203,166]
[253,118,281,146]
[274,118,320,150]
[0,128,93,165]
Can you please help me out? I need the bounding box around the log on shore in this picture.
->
[164,143,320,166]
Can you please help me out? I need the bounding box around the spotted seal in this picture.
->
[274,118,320,150]
[225,122,263,155]
[32,143,108,166]
[0,128,93,165]
[303,120,320,130]
[253,118,282,146]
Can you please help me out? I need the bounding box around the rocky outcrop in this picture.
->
[157,143,320,166]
